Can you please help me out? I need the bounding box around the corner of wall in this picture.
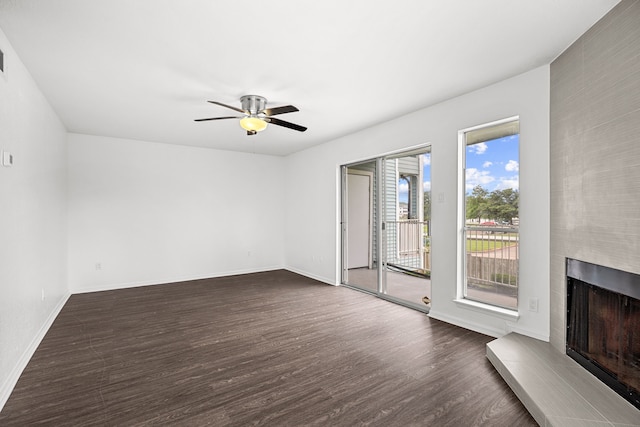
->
[0,294,70,412]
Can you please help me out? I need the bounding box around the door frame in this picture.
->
[346,169,374,269]
[340,144,431,312]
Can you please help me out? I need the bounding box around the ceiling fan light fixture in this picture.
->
[196,95,306,133]
[239,116,268,132]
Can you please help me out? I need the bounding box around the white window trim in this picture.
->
[457,116,520,314]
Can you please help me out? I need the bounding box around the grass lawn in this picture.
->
[466,239,517,252]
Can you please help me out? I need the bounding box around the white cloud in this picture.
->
[423,153,431,165]
[505,160,519,172]
[465,168,494,191]
[423,181,431,192]
[482,161,493,168]
[398,181,409,194]
[495,176,519,191]
[469,142,487,155]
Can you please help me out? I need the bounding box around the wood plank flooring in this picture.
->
[0,270,536,426]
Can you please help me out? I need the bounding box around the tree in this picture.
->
[466,186,519,224]
[423,191,431,221]
[466,185,489,221]
[493,188,519,223]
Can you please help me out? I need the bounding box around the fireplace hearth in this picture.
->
[566,258,640,410]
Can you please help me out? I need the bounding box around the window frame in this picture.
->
[456,116,520,317]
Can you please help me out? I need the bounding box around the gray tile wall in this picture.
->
[550,0,640,351]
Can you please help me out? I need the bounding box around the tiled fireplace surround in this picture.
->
[488,1,640,426]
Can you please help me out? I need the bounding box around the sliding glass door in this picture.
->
[341,146,431,311]
[382,149,431,307]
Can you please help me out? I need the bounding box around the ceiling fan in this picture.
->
[195,95,307,135]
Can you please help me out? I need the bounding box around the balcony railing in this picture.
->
[398,219,422,255]
[465,225,519,309]
[385,220,430,274]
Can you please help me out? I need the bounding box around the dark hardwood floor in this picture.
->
[0,270,536,426]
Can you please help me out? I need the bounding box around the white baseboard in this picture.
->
[505,323,550,342]
[70,265,286,294]
[0,293,70,412]
[284,266,337,286]
[428,308,506,338]
[429,308,550,342]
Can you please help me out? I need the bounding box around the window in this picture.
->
[460,118,519,310]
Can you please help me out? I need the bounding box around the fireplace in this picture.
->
[566,258,640,410]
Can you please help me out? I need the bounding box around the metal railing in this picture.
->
[465,225,519,308]
[398,219,423,255]
[385,220,429,273]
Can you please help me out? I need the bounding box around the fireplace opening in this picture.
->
[566,259,640,410]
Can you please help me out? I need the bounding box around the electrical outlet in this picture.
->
[528,297,539,312]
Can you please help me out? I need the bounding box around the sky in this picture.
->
[465,134,519,194]
[398,134,519,202]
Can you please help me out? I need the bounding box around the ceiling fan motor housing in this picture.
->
[240,95,267,115]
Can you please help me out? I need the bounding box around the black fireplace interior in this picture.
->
[566,258,640,410]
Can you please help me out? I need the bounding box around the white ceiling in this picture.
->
[0,0,619,156]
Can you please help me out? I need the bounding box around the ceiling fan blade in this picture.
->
[266,117,307,132]
[264,105,299,116]
[194,116,241,122]
[207,100,245,114]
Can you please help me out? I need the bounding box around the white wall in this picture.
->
[285,66,550,340]
[0,29,69,408]
[67,134,286,292]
